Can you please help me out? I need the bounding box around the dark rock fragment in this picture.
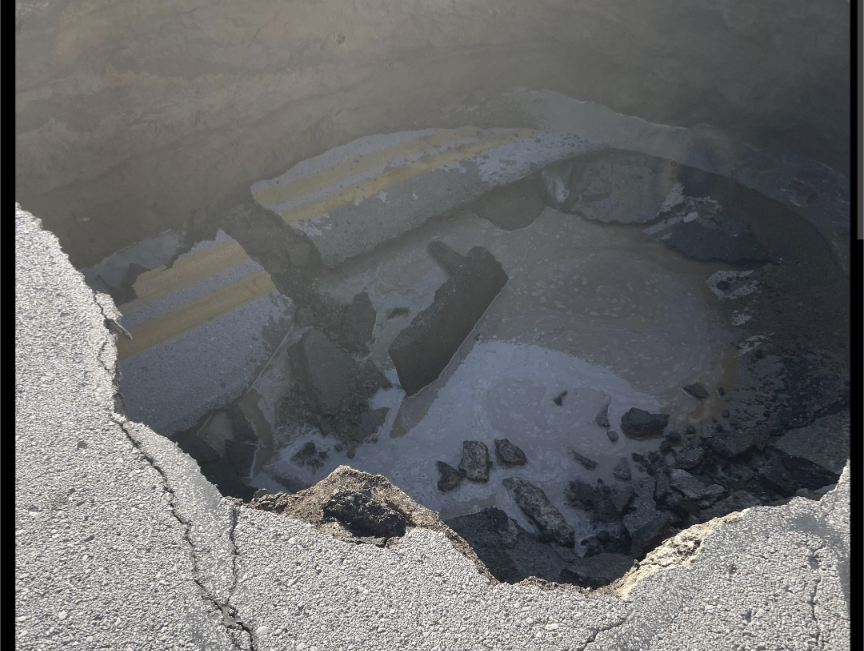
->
[669,468,711,500]
[594,401,611,428]
[607,430,619,443]
[322,490,408,538]
[552,390,568,406]
[620,408,669,438]
[494,438,527,466]
[613,457,632,480]
[459,441,490,482]
[502,477,574,547]
[436,461,465,493]
[672,445,704,470]
[683,383,710,400]
[572,450,598,470]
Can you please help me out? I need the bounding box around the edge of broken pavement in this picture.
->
[16,203,849,650]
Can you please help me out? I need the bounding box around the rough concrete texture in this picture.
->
[15,0,849,273]
[17,203,849,648]
[388,243,508,395]
[116,230,294,436]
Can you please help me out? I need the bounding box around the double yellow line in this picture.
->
[117,240,275,361]
[253,127,537,224]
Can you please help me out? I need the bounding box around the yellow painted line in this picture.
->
[276,129,537,224]
[117,270,275,361]
[120,239,250,313]
[252,126,484,208]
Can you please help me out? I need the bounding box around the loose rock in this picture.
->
[669,468,711,500]
[572,450,598,470]
[494,438,527,466]
[552,390,568,406]
[620,408,669,438]
[502,477,574,547]
[322,489,408,539]
[435,461,465,493]
[613,457,632,480]
[607,430,619,443]
[683,383,710,400]
[459,441,490,482]
[594,401,611,428]
[672,445,704,470]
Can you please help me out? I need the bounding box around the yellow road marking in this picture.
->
[252,126,484,208]
[117,270,275,361]
[121,239,250,312]
[276,129,537,224]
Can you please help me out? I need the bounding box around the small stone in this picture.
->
[613,457,632,481]
[722,409,730,418]
[607,430,619,443]
[620,408,669,438]
[572,450,598,469]
[717,387,726,396]
[494,438,527,466]
[552,390,568,406]
[255,626,270,636]
[436,461,465,492]
[673,446,704,470]
[57,611,68,621]
[670,469,710,500]
[659,440,673,454]
[459,441,490,482]
[594,401,611,428]
[683,383,710,400]
[664,430,682,444]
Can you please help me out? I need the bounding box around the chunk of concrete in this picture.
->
[620,408,669,438]
[769,410,849,488]
[572,450,598,470]
[389,245,508,395]
[613,457,632,480]
[494,438,527,466]
[669,468,711,501]
[502,477,574,547]
[436,461,465,493]
[459,441,490,482]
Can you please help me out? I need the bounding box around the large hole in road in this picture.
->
[16,3,850,591]
[72,128,850,589]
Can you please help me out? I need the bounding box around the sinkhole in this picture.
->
[61,113,850,589]
[16,3,851,590]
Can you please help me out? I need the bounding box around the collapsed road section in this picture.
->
[16,202,850,649]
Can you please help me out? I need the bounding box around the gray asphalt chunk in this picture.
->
[16,206,236,650]
[16,195,849,650]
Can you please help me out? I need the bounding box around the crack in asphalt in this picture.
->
[578,611,630,651]
[90,287,256,650]
[808,545,825,649]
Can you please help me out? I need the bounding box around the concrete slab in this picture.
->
[116,229,294,436]
[251,127,595,267]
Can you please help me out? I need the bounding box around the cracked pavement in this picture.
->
[16,202,849,649]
